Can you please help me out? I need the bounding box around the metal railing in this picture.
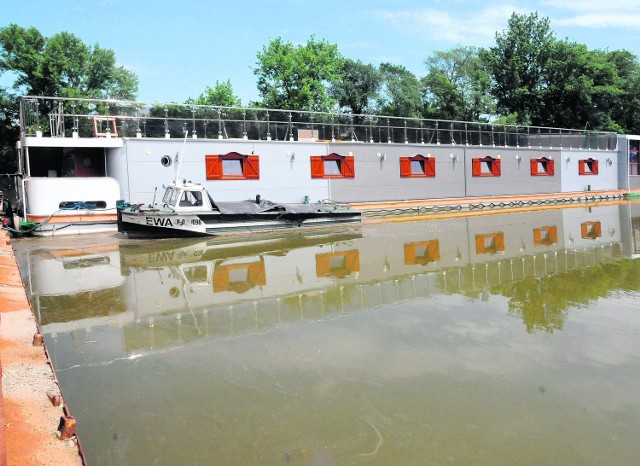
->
[19,96,618,150]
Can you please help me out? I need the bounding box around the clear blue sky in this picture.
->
[2,0,640,105]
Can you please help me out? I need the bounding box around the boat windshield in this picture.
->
[162,187,175,204]
[178,190,203,207]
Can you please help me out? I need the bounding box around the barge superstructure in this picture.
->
[8,96,640,235]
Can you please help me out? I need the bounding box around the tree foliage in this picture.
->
[0,24,139,172]
[377,63,423,118]
[0,87,19,172]
[422,46,493,121]
[481,12,640,132]
[331,59,381,115]
[481,12,555,125]
[0,23,138,100]
[254,36,343,112]
[187,79,241,107]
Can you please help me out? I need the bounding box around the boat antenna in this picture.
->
[174,130,189,185]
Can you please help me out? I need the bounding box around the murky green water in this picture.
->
[14,203,640,465]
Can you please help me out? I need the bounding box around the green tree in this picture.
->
[481,12,555,125]
[188,79,241,107]
[540,41,623,130]
[0,87,19,172]
[376,63,423,118]
[254,36,343,112]
[0,24,138,171]
[0,23,138,100]
[601,49,640,133]
[422,46,494,121]
[331,59,381,115]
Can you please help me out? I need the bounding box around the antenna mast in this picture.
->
[174,130,189,184]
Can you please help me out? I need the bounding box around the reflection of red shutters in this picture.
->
[472,158,482,176]
[315,250,360,278]
[343,156,355,178]
[245,155,260,179]
[533,226,558,246]
[581,221,602,239]
[213,260,266,293]
[205,155,223,180]
[404,240,440,265]
[475,232,505,254]
[311,156,324,178]
[399,157,412,177]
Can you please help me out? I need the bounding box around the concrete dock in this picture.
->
[0,230,83,465]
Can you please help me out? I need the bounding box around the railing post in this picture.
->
[266,111,271,140]
[164,108,170,138]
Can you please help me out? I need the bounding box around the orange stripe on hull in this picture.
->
[26,214,117,223]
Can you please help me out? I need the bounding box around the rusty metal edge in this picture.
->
[18,255,88,466]
[0,229,87,466]
[0,356,7,466]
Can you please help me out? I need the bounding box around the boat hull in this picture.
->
[117,209,361,239]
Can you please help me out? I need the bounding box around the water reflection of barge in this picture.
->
[20,203,640,369]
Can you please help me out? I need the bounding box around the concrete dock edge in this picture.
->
[0,229,83,465]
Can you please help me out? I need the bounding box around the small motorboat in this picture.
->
[117,179,361,238]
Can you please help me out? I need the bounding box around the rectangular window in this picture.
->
[472,156,501,177]
[206,152,260,180]
[324,159,342,176]
[530,157,555,176]
[311,153,355,179]
[222,159,243,176]
[630,145,640,176]
[533,226,558,246]
[578,158,598,175]
[475,232,505,255]
[400,155,436,178]
[162,187,174,204]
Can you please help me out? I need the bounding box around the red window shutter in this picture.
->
[205,155,223,180]
[547,159,555,175]
[399,157,412,177]
[310,156,324,178]
[530,159,538,175]
[579,160,586,175]
[343,156,355,178]
[492,158,501,176]
[591,160,599,175]
[245,155,260,179]
[425,157,436,176]
[472,158,481,176]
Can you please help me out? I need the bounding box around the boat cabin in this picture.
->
[161,182,214,212]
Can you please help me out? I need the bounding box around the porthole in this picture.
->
[160,155,172,167]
